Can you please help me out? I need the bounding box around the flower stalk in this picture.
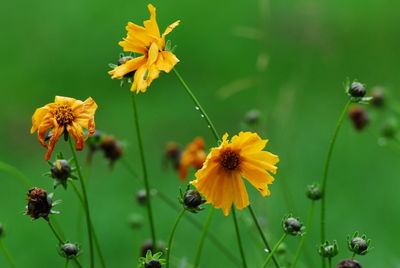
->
[0,239,16,268]
[320,100,351,267]
[130,93,157,248]
[166,208,185,268]
[193,207,215,268]
[262,233,288,268]
[68,138,95,268]
[232,208,248,268]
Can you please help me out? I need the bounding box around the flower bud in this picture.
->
[61,243,79,258]
[244,109,261,125]
[370,87,384,107]
[26,187,52,220]
[184,190,203,208]
[100,136,123,167]
[282,216,303,236]
[0,223,3,237]
[381,119,397,139]
[145,259,162,268]
[348,82,366,98]
[51,159,71,180]
[306,184,322,200]
[348,232,370,255]
[128,213,143,229]
[136,189,147,205]
[348,106,369,131]
[319,240,339,258]
[140,240,165,257]
[337,258,362,268]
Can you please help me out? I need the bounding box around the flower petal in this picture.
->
[45,126,64,161]
[240,162,275,196]
[67,122,85,151]
[162,20,180,38]
[144,4,160,38]
[31,106,50,133]
[157,51,179,72]
[108,56,146,79]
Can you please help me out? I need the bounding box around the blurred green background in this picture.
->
[1,0,399,267]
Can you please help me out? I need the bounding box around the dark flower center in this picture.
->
[220,149,240,170]
[55,104,74,125]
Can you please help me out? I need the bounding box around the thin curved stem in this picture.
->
[193,207,215,268]
[0,239,16,268]
[69,181,107,268]
[64,259,69,268]
[262,233,288,268]
[232,208,247,268]
[291,201,316,268]
[248,205,280,268]
[166,209,185,268]
[130,93,157,247]
[320,100,350,268]
[47,219,83,268]
[328,257,332,268]
[173,68,221,142]
[68,138,94,268]
[0,161,31,188]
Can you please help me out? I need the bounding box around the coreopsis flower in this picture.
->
[108,4,180,93]
[30,96,98,161]
[178,137,206,181]
[191,132,279,216]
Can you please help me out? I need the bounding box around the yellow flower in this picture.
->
[108,4,180,93]
[178,137,206,181]
[31,96,98,161]
[191,132,279,216]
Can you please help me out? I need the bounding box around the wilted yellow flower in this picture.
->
[31,96,98,161]
[178,137,206,181]
[191,132,279,216]
[108,4,180,93]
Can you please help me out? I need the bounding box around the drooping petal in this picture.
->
[230,172,250,210]
[147,42,159,67]
[31,106,50,133]
[108,56,146,79]
[241,152,279,174]
[45,125,64,161]
[74,97,98,131]
[231,132,268,152]
[37,117,57,148]
[131,65,149,93]
[67,122,85,151]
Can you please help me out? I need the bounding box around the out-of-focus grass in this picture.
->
[1,0,399,267]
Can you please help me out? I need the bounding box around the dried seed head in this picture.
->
[348,82,366,98]
[337,258,362,268]
[145,259,162,268]
[282,216,303,236]
[26,187,52,220]
[51,159,71,180]
[306,184,322,200]
[61,243,79,258]
[348,106,369,131]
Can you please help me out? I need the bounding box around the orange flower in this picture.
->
[178,137,206,181]
[191,132,279,216]
[31,96,98,161]
[108,4,180,93]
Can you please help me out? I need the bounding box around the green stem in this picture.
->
[68,138,94,268]
[328,258,332,268]
[232,208,247,268]
[64,259,69,268]
[262,233,288,268]
[120,161,241,266]
[0,239,16,268]
[351,252,356,259]
[0,161,31,188]
[166,209,185,268]
[320,99,351,263]
[291,201,316,268]
[193,207,215,268]
[70,181,107,268]
[248,205,280,268]
[173,68,221,142]
[47,219,83,268]
[130,93,157,247]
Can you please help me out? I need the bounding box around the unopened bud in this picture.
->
[282,216,303,236]
[348,232,370,255]
[337,259,362,268]
[51,160,71,180]
[145,259,161,268]
[319,240,339,258]
[61,243,79,258]
[306,184,322,200]
[348,82,366,98]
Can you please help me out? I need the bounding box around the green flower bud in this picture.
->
[306,184,322,200]
[319,240,339,258]
[51,160,71,180]
[348,82,366,98]
[61,243,79,258]
[282,216,303,236]
[337,258,362,268]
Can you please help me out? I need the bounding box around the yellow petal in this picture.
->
[144,4,160,38]
[147,42,159,67]
[108,56,146,79]
[231,132,268,152]
[162,20,180,38]
[157,51,179,72]
[31,107,50,133]
[240,162,275,196]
